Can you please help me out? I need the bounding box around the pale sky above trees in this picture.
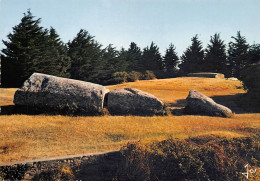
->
[0,0,259,54]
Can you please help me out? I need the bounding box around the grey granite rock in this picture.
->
[185,90,233,117]
[13,73,109,114]
[107,88,164,115]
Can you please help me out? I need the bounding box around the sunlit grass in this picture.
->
[0,77,259,163]
[0,114,259,162]
[0,88,17,106]
[107,77,246,105]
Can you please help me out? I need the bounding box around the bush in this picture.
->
[116,136,259,181]
[143,70,156,80]
[111,72,129,84]
[127,71,142,82]
[109,71,156,84]
[33,165,75,181]
[241,61,260,100]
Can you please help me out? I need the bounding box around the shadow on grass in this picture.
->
[0,105,102,116]
[0,152,122,181]
[0,105,165,117]
[211,93,260,114]
[169,93,259,116]
[74,151,122,181]
[31,151,122,181]
[167,99,187,108]
[1,93,258,116]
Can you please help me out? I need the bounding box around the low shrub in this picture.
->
[127,71,142,82]
[2,136,257,180]
[33,165,75,181]
[111,72,129,84]
[110,71,156,84]
[241,61,260,101]
[143,70,156,80]
[116,136,259,181]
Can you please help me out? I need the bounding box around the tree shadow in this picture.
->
[74,151,122,181]
[0,105,35,115]
[211,93,260,114]
[0,105,164,117]
[167,99,187,116]
[31,151,122,181]
[0,105,103,116]
[167,99,187,108]
[168,93,259,116]
[2,93,258,116]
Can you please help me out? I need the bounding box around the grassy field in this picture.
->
[0,77,259,163]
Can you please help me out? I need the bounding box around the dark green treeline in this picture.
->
[1,10,260,88]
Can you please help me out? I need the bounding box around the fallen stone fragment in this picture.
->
[185,90,233,117]
[107,88,164,115]
[13,73,109,114]
[227,77,238,81]
[187,72,225,78]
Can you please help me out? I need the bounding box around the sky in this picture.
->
[0,0,259,55]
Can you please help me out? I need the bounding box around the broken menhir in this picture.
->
[13,73,109,114]
[185,90,233,117]
[107,88,164,115]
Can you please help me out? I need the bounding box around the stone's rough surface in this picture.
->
[13,73,109,114]
[187,72,225,78]
[107,88,164,115]
[185,90,232,117]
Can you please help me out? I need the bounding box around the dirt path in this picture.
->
[0,150,120,166]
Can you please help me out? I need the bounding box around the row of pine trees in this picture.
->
[1,10,260,87]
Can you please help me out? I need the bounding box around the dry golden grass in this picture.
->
[0,114,259,163]
[107,77,246,106]
[0,88,17,106]
[0,77,259,163]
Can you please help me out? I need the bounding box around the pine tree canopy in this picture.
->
[1,10,70,87]
[1,10,259,87]
[126,42,142,72]
[228,31,249,78]
[140,42,163,72]
[68,29,103,82]
[164,43,179,73]
[204,33,227,74]
[2,10,44,85]
[45,27,71,78]
[248,43,260,64]
[102,44,121,73]
[179,35,204,74]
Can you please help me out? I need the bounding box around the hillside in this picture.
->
[0,77,259,163]
[107,77,247,111]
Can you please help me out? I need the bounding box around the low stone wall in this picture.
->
[0,150,121,180]
[187,72,225,78]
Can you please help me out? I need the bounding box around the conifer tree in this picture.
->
[117,42,142,73]
[164,43,179,73]
[140,42,163,72]
[98,44,121,84]
[248,43,260,64]
[2,10,45,86]
[204,33,227,73]
[32,27,71,78]
[1,10,70,87]
[179,35,204,74]
[103,44,121,72]
[126,42,142,71]
[48,27,71,77]
[227,31,249,78]
[68,29,102,82]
